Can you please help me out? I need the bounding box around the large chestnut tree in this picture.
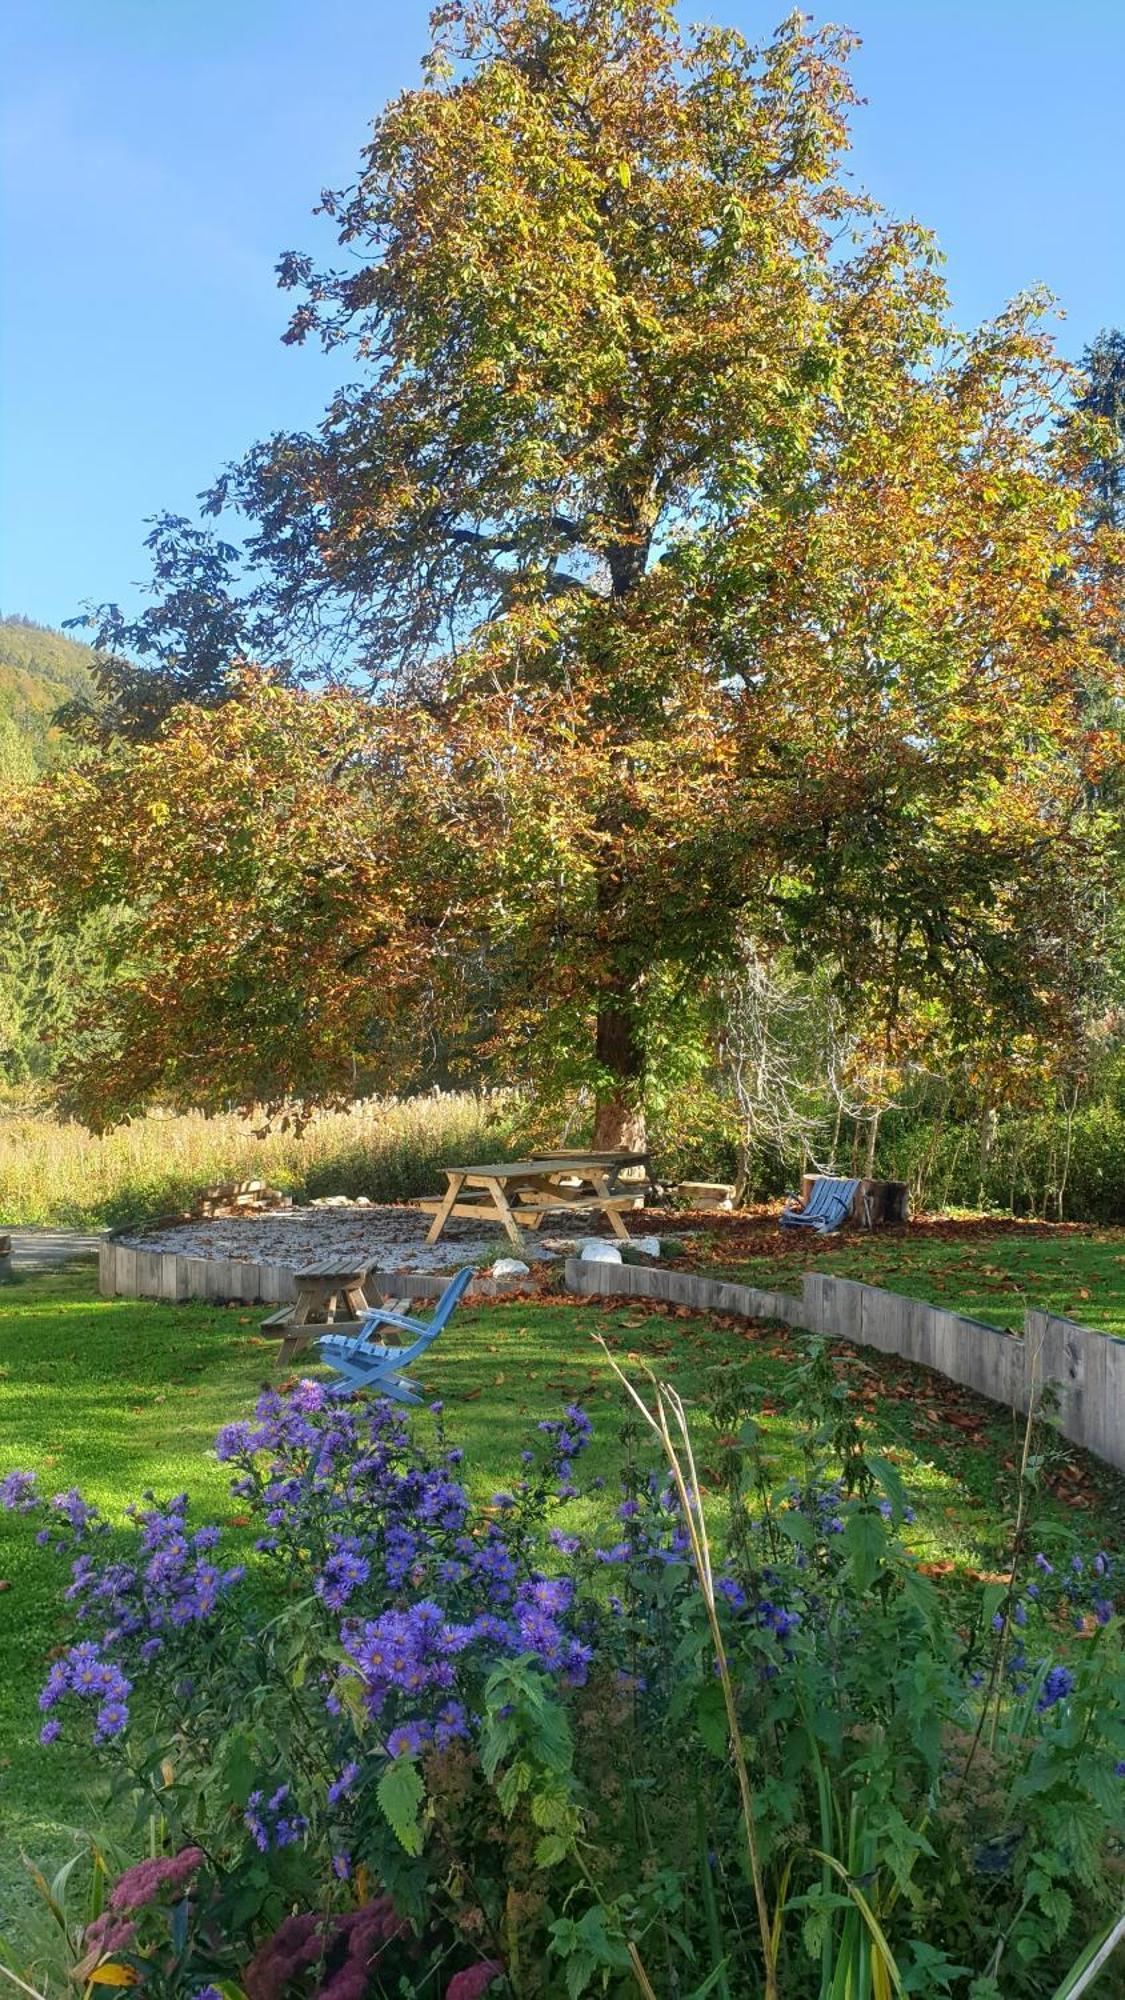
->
[15,0,1123,1138]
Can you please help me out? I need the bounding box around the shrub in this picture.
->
[2,1346,1122,1998]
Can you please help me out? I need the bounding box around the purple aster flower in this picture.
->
[434,1700,470,1747]
[215,1421,255,1462]
[95,1698,129,1740]
[527,1576,573,1616]
[51,1488,98,1532]
[244,1784,307,1851]
[0,1470,39,1513]
[327,1760,360,1807]
[39,1717,61,1745]
[387,1719,433,1758]
[1037,1665,1075,1713]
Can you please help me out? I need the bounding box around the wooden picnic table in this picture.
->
[417,1156,648,1248]
[263,1260,419,1366]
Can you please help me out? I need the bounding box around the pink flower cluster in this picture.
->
[110,1845,207,1913]
[74,1912,138,1981]
[446,1961,504,2000]
[245,1899,409,2000]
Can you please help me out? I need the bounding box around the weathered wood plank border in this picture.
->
[563,1258,1125,1478]
[98,1237,536,1308]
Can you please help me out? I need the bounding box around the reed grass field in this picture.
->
[0,1090,525,1227]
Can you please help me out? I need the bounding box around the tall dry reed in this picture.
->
[0,1090,524,1227]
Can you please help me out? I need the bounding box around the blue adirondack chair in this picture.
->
[317,1267,474,1401]
[778,1176,860,1235]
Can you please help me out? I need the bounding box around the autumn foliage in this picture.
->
[6,0,1124,1131]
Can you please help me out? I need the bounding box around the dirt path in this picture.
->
[2,1228,106,1272]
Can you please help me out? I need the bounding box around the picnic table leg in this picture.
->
[481,1176,525,1248]
[593,1174,631,1240]
[425,1172,465,1245]
[279,1327,316,1367]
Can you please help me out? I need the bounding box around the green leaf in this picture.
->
[869,1454,908,1523]
[777,1509,815,1549]
[377,1754,425,1857]
[844,1509,887,1591]
[535,1832,570,1867]
[694,1678,730,1758]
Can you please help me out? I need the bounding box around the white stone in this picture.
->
[581,1240,623,1264]
[491,1257,530,1278]
[630,1235,662,1258]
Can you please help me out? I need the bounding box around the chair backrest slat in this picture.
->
[320,1267,474,1386]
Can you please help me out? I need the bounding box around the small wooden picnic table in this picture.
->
[418,1154,649,1248]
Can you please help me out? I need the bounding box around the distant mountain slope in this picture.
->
[0,616,95,780]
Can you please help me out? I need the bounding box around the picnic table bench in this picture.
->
[417,1154,649,1248]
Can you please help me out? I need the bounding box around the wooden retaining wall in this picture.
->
[97,1240,535,1308]
[99,1240,298,1306]
[564,1259,1125,1477]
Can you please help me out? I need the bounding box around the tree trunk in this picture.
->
[592,998,646,1149]
[590,516,654,1154]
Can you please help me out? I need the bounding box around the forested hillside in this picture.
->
[0,615,93,780]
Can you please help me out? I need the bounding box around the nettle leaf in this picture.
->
[869,1454,908,1523]
[535,1832,570,1867]
[844,1508,887,1591]
[377,1754,425,1857]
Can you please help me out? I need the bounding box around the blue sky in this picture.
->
[3,0,1123,633]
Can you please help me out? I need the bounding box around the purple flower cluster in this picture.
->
[536,1403,593,1497]
[1015,1548,1116,1634]
[245,1783,309,1852]
[1037,1664,1075,1713]
[0,1468,39,1513]
[12,1479,245,1749]
[38,1640,132,1745]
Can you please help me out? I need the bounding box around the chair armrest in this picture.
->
[358,1308,428,1337]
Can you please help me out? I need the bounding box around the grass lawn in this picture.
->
[676,1212,1125,1337]
[2,1236,1124,1926]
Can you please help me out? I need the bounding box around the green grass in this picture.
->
[681,1214,1125,1338]
[1,1243,1124,1925]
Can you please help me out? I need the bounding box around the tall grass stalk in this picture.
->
[0,1090,524,1228]
[595,1340,781,2000]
